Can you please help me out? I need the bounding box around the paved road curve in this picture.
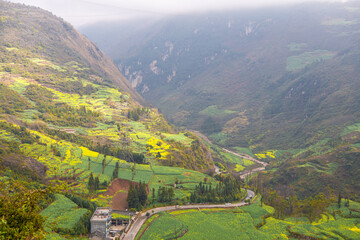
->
[122,189,256,240]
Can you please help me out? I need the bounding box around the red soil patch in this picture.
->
[101,179,140,210]
[112,192,129,211]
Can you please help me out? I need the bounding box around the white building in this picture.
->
[90,207,112,240]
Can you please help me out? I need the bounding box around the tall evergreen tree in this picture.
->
[88,173,95,193]
[138,182,148,206]
[112,161,120,180]
[102,156,106,174]
[95,176,100,190]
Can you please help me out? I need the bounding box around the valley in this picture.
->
[0,0,359,240]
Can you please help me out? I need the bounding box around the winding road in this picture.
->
[122,189,256,240]
[122,132,267,240]
[220,148,268,179]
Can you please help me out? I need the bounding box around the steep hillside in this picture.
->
[0,0,215,171]
[0,2,219,237]
[0,0,143,104]
[81,2,360,151]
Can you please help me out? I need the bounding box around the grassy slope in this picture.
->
[41,194,88,232]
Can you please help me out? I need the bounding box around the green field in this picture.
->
[199,105,237,117]
[148,165,215,203]
[41,194,88,231]
[286,50,335,71]
[138,204,274,240]
[288,42,308,52]
[138,199,360,240]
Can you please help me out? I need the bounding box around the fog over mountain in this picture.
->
[7,0,349,26]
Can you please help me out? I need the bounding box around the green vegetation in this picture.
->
[0,83,30,114]
[138,204,271,239]
[322,18,358,26]
[0,181,50,240]
[41,194,88,232]
[287,42,307,52]
[0,2,217,239]
[2,1,360,239]
[127,182,148,210]
[111,213,130,219]
[189,175,244,203]
[199,105,237,117]
[286,50,335,71]
[138,198,360,240]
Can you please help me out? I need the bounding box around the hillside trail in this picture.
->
[191,130,268,179]
[122,131,267,240]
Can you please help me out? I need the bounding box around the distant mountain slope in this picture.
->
[81,1,360,151]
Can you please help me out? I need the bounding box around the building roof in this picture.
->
[91,207,112,221]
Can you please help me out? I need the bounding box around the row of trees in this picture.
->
[127,182,148,210]
[87,173,108,193]
[155,186,175,203]
[91,143,146,164]
[262,188,332,222]
[56,79,98,96]
[127,107,149,121]
[190,175,243,203]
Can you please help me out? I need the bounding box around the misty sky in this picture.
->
[7,0,348,26]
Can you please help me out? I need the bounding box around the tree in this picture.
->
[0,181,50,240]
[127,183,141,210]
[95,176,100,190]
[200,117,222,134]
[102,156,106,174]
[138,182,148,206]
[112,161,120,180]
[168,188,174,202]
[88,157,91,170]
[88,173,95,193]
[338,192,342,208]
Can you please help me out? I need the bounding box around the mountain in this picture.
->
[0,0,215,171]
[81,1,360,151]
[1,1,360,239]
[0,1,217,238]
[80,2,360,202]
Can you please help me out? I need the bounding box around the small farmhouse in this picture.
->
[90,207,134,240]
